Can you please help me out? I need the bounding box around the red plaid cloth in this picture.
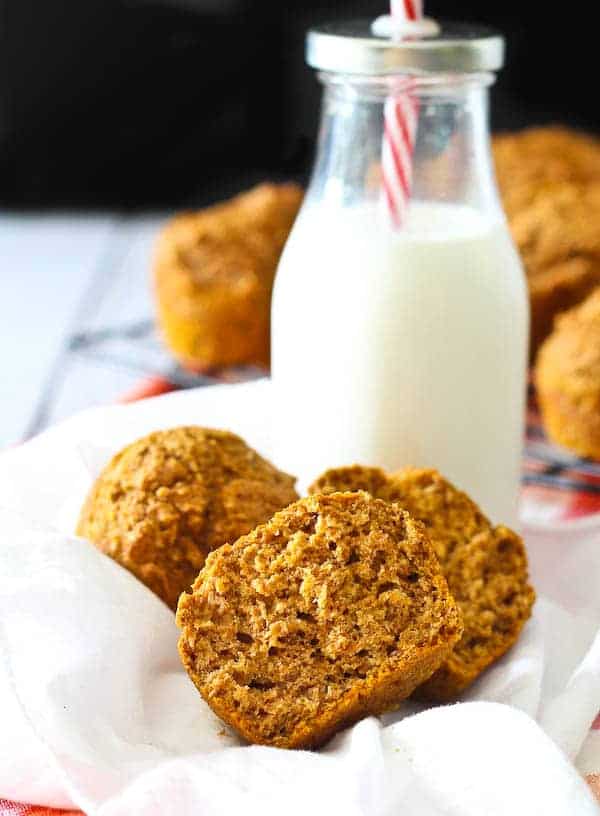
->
[522,384,600,524]
[4,376,600,813]
[0,802,81,816]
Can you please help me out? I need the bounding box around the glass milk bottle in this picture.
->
[272,21,528,527]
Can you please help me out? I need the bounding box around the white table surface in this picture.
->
[0,212,168,448]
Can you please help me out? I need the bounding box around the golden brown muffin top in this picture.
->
[509,181,600,291]
[493,126,600,217]
[535,287,600,404]
[309,466,535,699]
[155,183,303,291]
[77,426,298,609]
[177,491,462,748]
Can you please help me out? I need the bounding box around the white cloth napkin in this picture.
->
[1,380,599,815]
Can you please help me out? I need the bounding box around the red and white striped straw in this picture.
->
[382,1,422,228]
[390,0,423,20]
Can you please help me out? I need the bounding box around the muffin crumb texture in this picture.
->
[177,492,462,748]
[77,426,298,610]
[309,466,535,700]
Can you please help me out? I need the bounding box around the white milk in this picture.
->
[271,201,528,527]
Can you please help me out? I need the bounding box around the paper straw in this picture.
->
[381,1,422,228]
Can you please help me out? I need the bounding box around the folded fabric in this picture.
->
[0,800,80,816]
[1,381,599,815]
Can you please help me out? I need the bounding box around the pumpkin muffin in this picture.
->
[176,492,463,748]
[309,466,535,701]
[535,287,600,459]
[77,427,298,610]
[154,183,303,372]
[509,181,600,358]
[493,126,600,219]
[492,127,600,357]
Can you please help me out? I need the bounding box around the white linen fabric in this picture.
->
[1,380,599,815]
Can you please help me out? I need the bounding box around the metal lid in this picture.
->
[306,20,504,76]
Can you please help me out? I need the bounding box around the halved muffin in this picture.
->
[177,492,462,748]
[309,467,535,701]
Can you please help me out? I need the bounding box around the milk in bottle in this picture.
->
[272,21,528,527]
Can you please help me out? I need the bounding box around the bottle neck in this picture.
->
[307,72,503,220]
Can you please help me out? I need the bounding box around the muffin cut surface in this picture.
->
[77,426,298,610]
[309,467,535,701]
[176,492,462,748]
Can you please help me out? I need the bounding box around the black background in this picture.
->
[0,0,594,208]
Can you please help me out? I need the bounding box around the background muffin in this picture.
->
[309,466,535,701]
[535,288,600,459]
[77,426,298,609]
[509,181,600,358]
[154,183,303,372]
[493,126,600,218]
[177,491,462,748]
[493,127,600,358]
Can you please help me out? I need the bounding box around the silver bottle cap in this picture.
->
[306,20,504,76]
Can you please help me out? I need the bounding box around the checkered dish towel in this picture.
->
[2,380,600,815]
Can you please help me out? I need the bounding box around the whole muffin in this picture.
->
[77,427,298,609]
[309,466,535,701]
[154,183,303,371]
[177,492,462,748]
[508,181,600,357]
[535,288,600,459]
[493,126,600,219]
[492,127,600,358]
